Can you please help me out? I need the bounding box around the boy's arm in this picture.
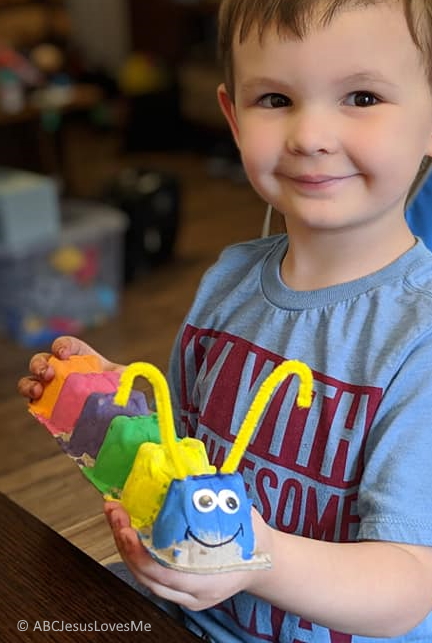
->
[105,502,432,638]
[256,525,432,637]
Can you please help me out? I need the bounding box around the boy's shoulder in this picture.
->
[403,241,432,297]
[188,235,283,312]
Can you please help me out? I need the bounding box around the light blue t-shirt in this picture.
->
[168,235,432,643]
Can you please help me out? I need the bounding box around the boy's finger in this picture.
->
[111,526,143,568]
[105,505,130,531]
[51,336,121,372]
[119,528,141,555]
[51,336,96,359]
[104,500,121,516]
[117,528,153,573]
[17,376,43,400]
[28,353,52,377]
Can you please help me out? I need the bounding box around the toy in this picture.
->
[29,356,313,573]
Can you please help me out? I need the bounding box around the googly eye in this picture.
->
[218,489,240,514]
[192,488,218,513]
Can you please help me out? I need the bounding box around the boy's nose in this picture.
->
[286,109,337,156]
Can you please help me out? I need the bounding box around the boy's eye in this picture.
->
[345,91,380,107]
[259,93,291,108]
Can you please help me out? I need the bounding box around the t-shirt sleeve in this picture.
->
[357,335,432,545]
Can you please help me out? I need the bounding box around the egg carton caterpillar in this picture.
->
[29,356,313,573]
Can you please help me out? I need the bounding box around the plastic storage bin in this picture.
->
[0,168,60,251]
[0,200,127,347]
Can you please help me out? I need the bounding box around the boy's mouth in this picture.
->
[288,174,356,191]
[293,174,346,183]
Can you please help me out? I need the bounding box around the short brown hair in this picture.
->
[218,0,432,99]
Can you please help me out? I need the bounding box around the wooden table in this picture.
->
[0,493,200,642]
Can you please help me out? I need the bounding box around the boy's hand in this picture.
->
[104,501,271,611]
[17,335,123,401]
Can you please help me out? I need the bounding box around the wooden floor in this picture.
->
[0,132,266,566]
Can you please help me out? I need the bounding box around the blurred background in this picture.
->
[0,0,268,354]
[0,0,266,562]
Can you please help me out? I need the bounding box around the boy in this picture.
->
[19,0,432,640]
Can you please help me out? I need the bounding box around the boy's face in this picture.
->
[218,2,432,236]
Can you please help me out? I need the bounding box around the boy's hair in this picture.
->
[218,0,432,99]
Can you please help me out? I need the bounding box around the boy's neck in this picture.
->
[280,222,416,291]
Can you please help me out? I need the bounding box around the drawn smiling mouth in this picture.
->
[185,524,244,548]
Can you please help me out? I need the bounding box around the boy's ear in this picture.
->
[217,83,240,147]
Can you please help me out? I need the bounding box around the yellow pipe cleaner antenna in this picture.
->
[220,360,313,475]
[113,362,187,479]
